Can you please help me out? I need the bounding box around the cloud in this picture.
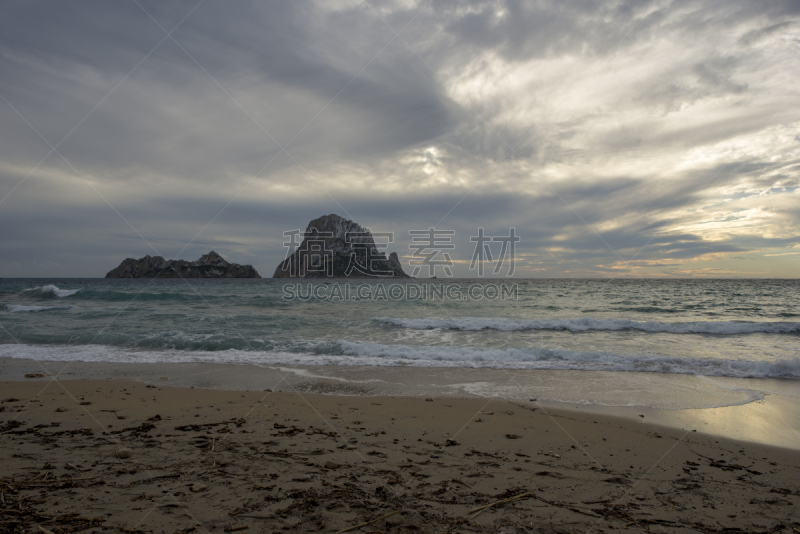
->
[0,0,799,277]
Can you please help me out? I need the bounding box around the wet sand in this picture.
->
[3,355,799,449]
[1,378,798,533]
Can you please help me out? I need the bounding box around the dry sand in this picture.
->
[1,378,798,533]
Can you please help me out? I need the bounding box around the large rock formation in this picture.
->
[106,251,260,278]
[273,214,409,278]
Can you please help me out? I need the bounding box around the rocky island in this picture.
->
[105,251,260,278]
[273,214,409,278]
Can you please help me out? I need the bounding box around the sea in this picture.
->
[1,278,799,415]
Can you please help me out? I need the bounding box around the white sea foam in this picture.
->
[5,305,72,313]
[23,285,80,298]
[1,341,797,379]
[375,316,800,334]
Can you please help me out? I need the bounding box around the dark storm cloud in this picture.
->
[0,0,459,184]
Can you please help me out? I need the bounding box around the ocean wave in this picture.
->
[0,328,274,351]
[375,316,800,335]
[2,341,797,379]
[5,304,73,313]
[16,287,286,305]
[75,290,219,302]
[23,285,80,298]
[332,341,800,378]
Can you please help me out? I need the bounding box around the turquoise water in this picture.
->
[0,278,798,379]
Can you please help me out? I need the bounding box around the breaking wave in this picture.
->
[375,316,800,335]
[22,285,80,298]
[2,341,798,379]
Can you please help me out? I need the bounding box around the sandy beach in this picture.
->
[1,377,798,534]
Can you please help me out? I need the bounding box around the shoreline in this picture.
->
[2,355,799,451]
[1,378,798,533]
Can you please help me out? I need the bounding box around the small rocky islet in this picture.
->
[272,214,409,278]
[105,251,260,278]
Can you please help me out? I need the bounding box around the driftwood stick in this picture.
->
[335,510,401,534]
[469,492,532,518]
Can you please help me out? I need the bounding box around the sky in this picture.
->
[1,0,799,278]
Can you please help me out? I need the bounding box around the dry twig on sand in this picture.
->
[335,510,401,534]
[469,491,532,519]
